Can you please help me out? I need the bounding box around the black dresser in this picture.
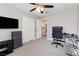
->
[11,31,22,49]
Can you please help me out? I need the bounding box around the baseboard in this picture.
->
[47,38,53,41]
[23,40,32,44]
[36,37,42,40]
[22,38,42,44]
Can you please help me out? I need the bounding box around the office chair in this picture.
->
[51,26,65,48]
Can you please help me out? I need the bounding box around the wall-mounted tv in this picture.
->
[0,16,18,29]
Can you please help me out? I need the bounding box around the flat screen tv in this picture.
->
[0,16,18,29]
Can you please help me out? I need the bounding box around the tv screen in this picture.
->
[0,16,18,29]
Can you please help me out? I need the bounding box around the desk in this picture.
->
[63,34,79,56]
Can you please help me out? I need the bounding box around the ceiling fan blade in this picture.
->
[30,8,36,12]
[44,5,54,8]
[30,3,36,5]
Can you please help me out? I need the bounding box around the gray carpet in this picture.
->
[8,38,67,56]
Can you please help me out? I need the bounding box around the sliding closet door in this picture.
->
[22,16,35,43]
[35,19,42,39]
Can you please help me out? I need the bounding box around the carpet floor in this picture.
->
[8,38,67,56]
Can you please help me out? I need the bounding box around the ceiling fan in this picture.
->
[29,3,54,14]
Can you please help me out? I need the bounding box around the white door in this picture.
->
[35,19,42,39]
[22,16,35,43]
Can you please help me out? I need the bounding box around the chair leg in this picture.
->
[56,40,58,48]
[51,41,64,48]
[56,45,58,48]
[60,44,64,47]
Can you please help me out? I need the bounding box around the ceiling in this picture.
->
[9,3,78,18]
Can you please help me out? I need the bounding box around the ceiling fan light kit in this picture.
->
[36,6,44,13]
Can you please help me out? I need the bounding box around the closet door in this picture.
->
[35,19,42,39]
[22,16,35,43]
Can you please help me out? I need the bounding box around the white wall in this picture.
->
[22,16,35,43]
[44,8,77,40]
[22,17,42,43]
[0,4,35,42]
[77,4,79,37]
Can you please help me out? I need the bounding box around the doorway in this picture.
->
[41,20,47,38]
[35,19,47,39]
[35,19,42,39]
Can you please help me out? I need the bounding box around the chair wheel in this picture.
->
[61,45,64,47]
[51,43,54,44]
[56,45,58,48]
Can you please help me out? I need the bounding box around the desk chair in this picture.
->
[51,26,65,48]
